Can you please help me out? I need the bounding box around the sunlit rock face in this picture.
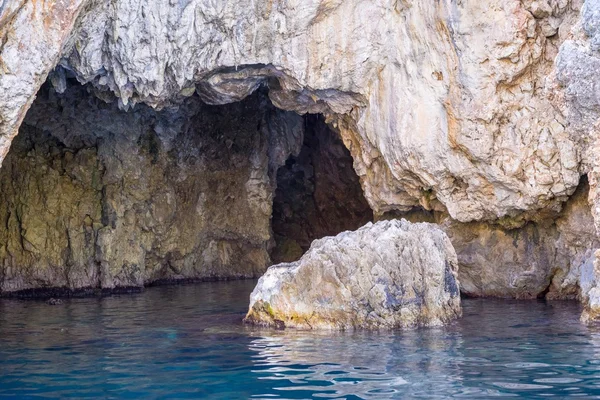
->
[0,0,586,223]
[245,220,462,330]
[554,0,600,321]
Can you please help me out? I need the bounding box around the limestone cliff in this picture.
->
[2,0,600,320]
[1,0,585,221]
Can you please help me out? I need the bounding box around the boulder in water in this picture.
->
[245,219,462,330]
[46,298,63,305]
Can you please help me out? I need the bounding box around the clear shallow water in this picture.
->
[2,282,600,399]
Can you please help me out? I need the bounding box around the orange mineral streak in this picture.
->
[435,4,475,165]
[0,0,27,33]
[29,0,74,31]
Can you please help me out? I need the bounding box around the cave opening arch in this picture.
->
[0,73,373,296]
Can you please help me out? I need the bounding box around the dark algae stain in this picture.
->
[444,261,460,297]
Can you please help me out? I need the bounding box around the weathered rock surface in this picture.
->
[554,0,600,321]
[0,81,371,294]
[3,0,600,321]
[388,178,599,300]
[0,0,89,162]
[0,83,296,292]
[0,0,588,223]
[245,220,462,330]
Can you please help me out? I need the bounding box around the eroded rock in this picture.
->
[0,81,372,294]
[385,178,599,300]
[244,220,462,330]
[554,0,600,322]
[0,0,588,224]
[1,83,295,292]
[1,0,600,321]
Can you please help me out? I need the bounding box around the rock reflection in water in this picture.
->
[246,299,600,398]
[247,329,516,398]
[249,332,406,398]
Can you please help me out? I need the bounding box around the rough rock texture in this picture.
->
[386,179,599,300]
[3,0,600,320]
[0,83,298,292]
[0,0,89,161]
[245,220,462,330]
[447,181,599,301]
[0,0,588,223]
[554,0,600,321]
[0,80,372,294]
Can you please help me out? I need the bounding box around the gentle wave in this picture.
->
[1,282,600,398]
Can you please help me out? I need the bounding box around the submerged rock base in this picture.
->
[245,220,462,330]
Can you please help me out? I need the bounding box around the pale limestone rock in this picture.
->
[554,0,600,322]
[244,220,462,330]
[1,0,600,321]
[0,0,587,223]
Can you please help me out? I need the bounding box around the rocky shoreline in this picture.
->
[3,0,600,324]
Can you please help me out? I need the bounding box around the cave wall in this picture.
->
[0,83,305,293]
[383,178,599,300]
[0,81,375,295]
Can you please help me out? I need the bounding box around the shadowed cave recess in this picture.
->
[0,79,372,298]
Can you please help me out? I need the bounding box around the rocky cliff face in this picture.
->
[1,0,585,221]
[3,0,600,319]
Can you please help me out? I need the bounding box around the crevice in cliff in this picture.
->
[271,115,373,263]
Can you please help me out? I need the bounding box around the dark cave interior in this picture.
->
[271,114,373,263]
[0,80,372,294]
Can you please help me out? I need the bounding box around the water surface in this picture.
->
[1,281,600,398]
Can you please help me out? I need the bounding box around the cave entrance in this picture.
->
[271,115,373,263]
[0,78,372,295]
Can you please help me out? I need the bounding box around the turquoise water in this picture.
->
[1,281,600,399]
